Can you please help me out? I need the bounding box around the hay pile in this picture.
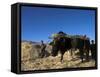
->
[21,41,95,71]
[21,41,41,62]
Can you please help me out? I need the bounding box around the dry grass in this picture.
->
[21,41,95,71]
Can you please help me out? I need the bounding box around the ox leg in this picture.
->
[70,49,73,56]
[70,49,74,59]
[61,54,63,63]
[79,49,84,62]
[60,51,65,63]
[86,49,89,61]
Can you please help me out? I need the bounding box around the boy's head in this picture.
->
[91,40,94,44]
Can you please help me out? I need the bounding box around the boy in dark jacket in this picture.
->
[90,40,96,60]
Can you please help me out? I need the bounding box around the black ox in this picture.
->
[51,36,90,62]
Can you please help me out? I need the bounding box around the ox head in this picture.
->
[51,37,64,56]
[51,45,59,57]
[50,37,61,57]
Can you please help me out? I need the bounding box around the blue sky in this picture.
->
[21,6,95,42]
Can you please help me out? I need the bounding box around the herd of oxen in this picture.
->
[40,31,96,63]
